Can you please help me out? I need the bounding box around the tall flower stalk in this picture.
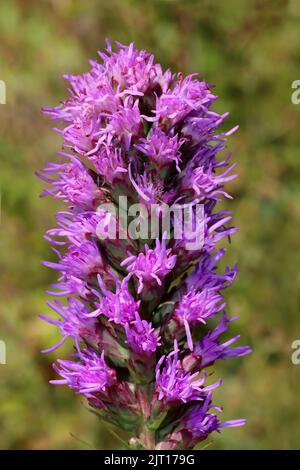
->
[38,40,250,450]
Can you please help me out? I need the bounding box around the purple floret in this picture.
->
[51,349,116,399]
[155,341,221,404]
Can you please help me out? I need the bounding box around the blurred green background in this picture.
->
[1,0,300,450]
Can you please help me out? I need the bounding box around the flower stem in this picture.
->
[140,426,155,450]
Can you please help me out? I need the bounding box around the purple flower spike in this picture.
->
[39,40,250,449]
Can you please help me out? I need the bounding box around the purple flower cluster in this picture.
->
[39,40,250,449]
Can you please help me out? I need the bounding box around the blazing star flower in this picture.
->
[125,312,161,356]
[43,240,105,280]
[89,275,140,326]
[192,314,252,369]
[121,237,176,295]
[39,40,250,450]
[155,75,216,128]
[180,161,237,201]
[46,211,108,245]
[51,349,116,399]
[89,144,127,184]
[128,168,175,209]
[98,40,164,93]
[185,395,246,438]
[157,392,245,450]
[172,288,225,351]
[185,248,238,293]
[40,297,98,352]
[38,154,104,210]
[135,127,185,173]
[155,342,221,405]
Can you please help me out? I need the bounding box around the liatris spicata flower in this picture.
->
[38,40,251,450]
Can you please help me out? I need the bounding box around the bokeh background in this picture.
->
[1,0,300,449]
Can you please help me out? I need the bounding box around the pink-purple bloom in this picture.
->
[172,288,225,351]
[125,312,161,356]
[121,238,176,295]
[155,341,220,404]
[135,127,184,172]
[193,314,252,369]
[91,276,140,326]
[51,349,116,398]
[157,392,245,449]
[38,155,105,210]
[40,297,98,353]
[39,40,250,449]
